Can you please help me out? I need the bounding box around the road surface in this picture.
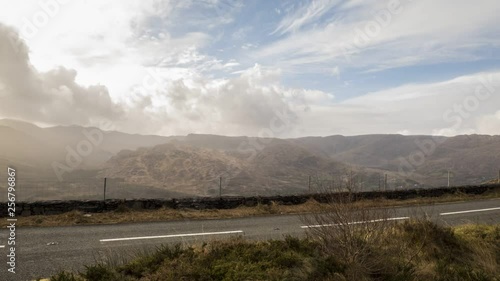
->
[1,198,499,280]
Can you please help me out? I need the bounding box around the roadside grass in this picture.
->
[7,188,500,228]
[49,221,500,281]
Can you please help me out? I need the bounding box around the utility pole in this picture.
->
[103,177,107,201]
[447,170,450,187]
[349,168,353,192]
[219,176,222,198]
[384,174,387,191]
[498,169,500,184]
[308,175,311,193]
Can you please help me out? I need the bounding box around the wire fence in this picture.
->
[0,171,498,202]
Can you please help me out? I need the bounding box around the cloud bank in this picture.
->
[0,0,499,137]
[0,23,331,136]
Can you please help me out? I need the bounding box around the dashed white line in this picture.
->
[0,245,5,249]
[440,207,500,216]
[100,230,244,243]
[301,217,410,229]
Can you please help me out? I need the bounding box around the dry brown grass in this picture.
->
[2,189,499,228]
[6,201,327,227]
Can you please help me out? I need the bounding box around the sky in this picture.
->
[0,0,499,137]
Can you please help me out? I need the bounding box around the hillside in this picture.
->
[101,143,245,196]
[0,119,173,178]
[0,125,60,178]
[100,140,380,196]
[291,134,500,186]
[0,119,498,199]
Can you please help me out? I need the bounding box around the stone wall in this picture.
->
[1,184,499,217]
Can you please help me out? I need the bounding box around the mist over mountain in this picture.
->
[0,119,173,178]
[101,139,360,196]
[290,134,500,186]
[0,119,498,199]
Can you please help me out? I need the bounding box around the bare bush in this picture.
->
[302,175,420,279]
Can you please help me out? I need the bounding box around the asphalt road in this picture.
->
[1,198,499,281]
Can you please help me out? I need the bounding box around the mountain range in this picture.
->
[0,119,498,199]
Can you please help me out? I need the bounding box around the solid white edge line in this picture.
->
[440,207,500,216]
[100,230,244,242]
[300,216,410,229]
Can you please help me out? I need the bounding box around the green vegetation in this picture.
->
[50,221,500,281]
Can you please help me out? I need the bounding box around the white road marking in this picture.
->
[440,207,500,216]
[0,245,5,248]
[301,216,410,229]
[100,230,244,243]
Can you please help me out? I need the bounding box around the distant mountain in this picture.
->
[0,119,173,179]
[102,143,246,196]
[100,135,390,195]
[0,119,45,137]
[0,119,498,199]
[0,125,57,177]
[290,134,500,186]
[181,134,250,151]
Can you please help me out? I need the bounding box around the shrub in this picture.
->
[118,244,184,278]
[50,221,500,281]
[50,271,81,281]
[82,264,121,281]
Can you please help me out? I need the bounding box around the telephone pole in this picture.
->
[103,177,107,201]
[219,177,222,198]
[349,168,353,191]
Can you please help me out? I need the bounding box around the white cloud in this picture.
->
[1,0,499,138]
[0,0,230,102]
[232,26,252,41]
[242,43,258,50]
[257,0,500,74]
[476,110,500,135]
[0,24,124,125]
[273,0,341,35]
[397,130,411,135]
[295,71,500,136]
[0,24,330,137]
[331,66,340,79]
[143,64,334,137]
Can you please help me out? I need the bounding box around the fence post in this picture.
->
[103,177,107,201]
[349,169,353,191]
[219,176,222,198]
